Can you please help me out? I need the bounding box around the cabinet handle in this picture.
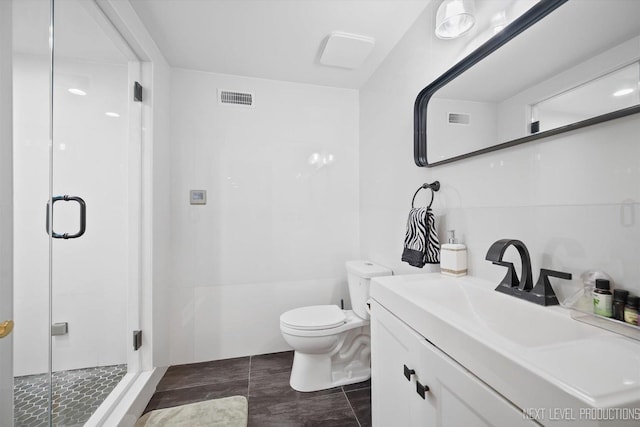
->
[416,380,430,399]
[403,364,415,381]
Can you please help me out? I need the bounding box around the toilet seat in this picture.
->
[280,307,368,338]
[280,305,346,330]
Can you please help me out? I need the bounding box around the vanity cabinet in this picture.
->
[370,300,535,427]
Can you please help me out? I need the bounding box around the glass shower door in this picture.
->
[12,0,141,424]
[49,0,139,424]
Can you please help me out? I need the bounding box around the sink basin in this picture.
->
[396,275,596,348]
[371,273,640,419]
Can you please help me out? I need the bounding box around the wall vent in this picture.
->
[218,90,254,107]
[448,112,470,125]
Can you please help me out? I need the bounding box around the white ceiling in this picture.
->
[129,0,431,89]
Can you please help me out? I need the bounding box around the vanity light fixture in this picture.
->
[68,88,86,96]
[105,112,120,118]
[435,0,476,39]
[613,88,634,97]
[492,11,508,35]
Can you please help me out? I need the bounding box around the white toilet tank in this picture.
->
[346,260,392,319]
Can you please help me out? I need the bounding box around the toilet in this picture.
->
[280,260,392,392]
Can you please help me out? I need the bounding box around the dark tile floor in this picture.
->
[143,351,371,427]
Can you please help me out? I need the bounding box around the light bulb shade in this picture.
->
[435,0,476,39]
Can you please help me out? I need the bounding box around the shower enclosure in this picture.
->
[3,0,143,424]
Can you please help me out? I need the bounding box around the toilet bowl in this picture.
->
[279,261,392,392]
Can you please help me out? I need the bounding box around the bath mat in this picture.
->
[135,395,248,427]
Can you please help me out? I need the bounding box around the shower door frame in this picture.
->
[2,0,164,423]
[76,0,168,422]
[43,0,147,424]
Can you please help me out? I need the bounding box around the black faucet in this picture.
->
[485,239,572,306]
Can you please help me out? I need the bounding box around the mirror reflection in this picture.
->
[422,0,640,166]
[531,61,640,134]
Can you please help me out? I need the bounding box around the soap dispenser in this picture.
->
[440,230,467,277]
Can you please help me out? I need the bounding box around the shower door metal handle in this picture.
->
[46,195,86,239]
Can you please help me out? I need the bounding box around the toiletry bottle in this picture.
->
[613,289,629,321]
[593,279,613,317]
[440,230,467,277]
[624,295,638,325]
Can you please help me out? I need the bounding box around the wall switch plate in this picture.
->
[190,190,206,205]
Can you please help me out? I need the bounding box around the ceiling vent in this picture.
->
[448,112,470,125]
[218,90,254,107]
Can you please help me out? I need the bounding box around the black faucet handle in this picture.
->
[539,268,572,281]
[531,269,572,306]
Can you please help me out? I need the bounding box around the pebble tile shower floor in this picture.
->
[14,364,126,427]
[144,351,371,426]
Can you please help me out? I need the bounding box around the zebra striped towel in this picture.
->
[401,207,440,267]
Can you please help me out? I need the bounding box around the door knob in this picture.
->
[0,320,14,339]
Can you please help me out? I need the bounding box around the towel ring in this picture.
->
[411,181,440,209]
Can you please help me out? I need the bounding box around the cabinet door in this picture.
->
[370,308,416,427]
[414,338,534,427]
[371,301,438,427]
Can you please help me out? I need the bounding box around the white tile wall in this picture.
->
[11,54,49,376]
[360,4,640,297]
[169,69,360,364]
[190,278,346,363]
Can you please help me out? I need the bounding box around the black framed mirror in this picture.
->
[414,0,640,167]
